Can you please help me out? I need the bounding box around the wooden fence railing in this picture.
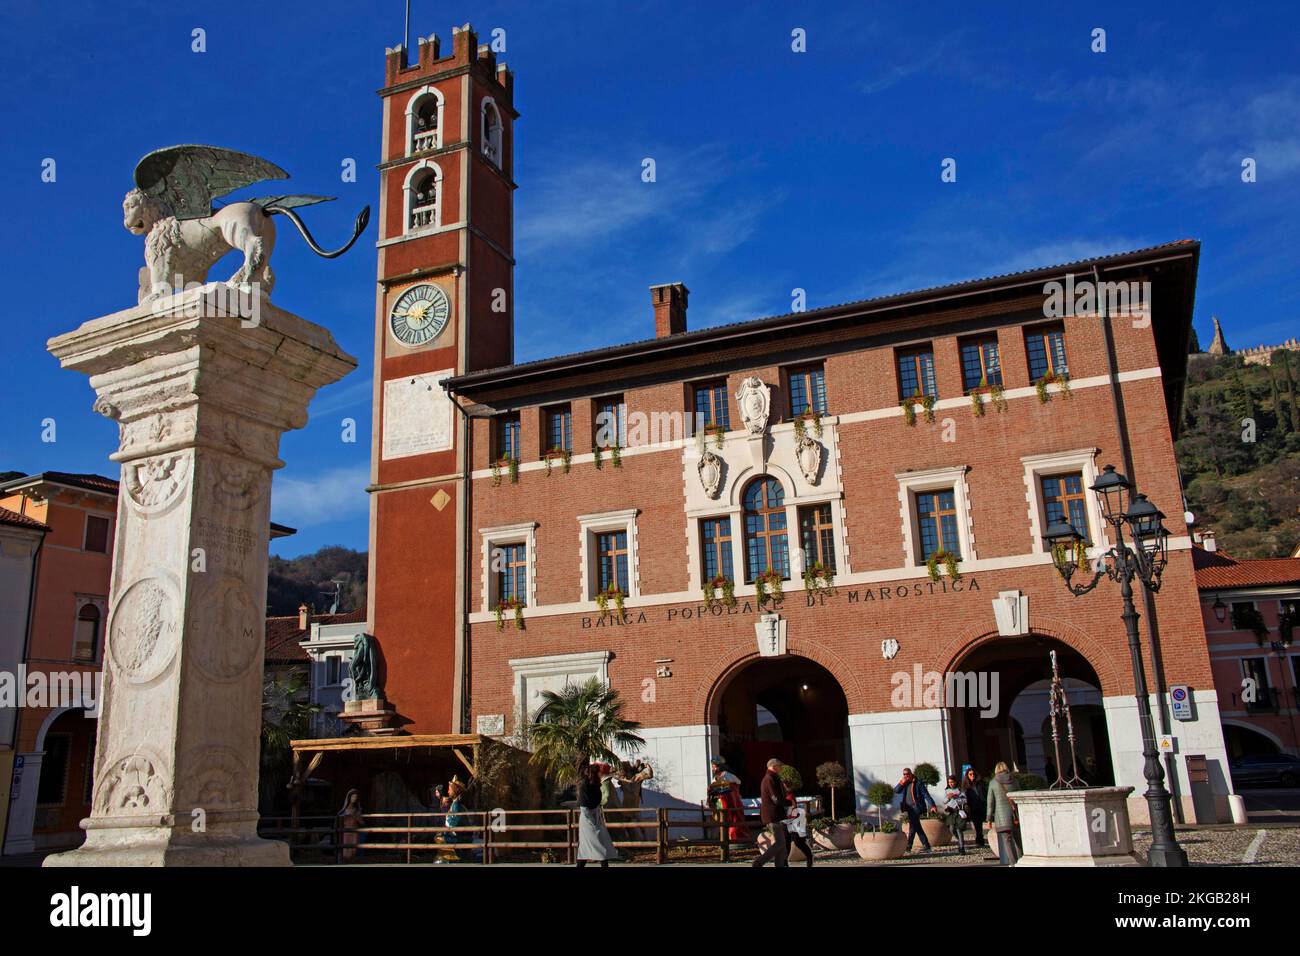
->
[258,805,776,864]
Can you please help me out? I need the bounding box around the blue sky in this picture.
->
[2,1,1297,557]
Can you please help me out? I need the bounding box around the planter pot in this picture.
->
[811,823,856,851]
[755,829,808,863]
[853,830,906,862]
[920,817,951,847]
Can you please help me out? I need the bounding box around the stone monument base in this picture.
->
[45,813,289,867]
[1010,786,1143,867]
[339,697,401,735]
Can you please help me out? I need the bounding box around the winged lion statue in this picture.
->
[123,144,370,303]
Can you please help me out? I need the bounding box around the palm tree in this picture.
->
[260,671,320,812]
[525,677,645,785]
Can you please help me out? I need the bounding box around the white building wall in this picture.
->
[616,723,713,810]
[1104,690,1234,824]
[848,708,948,813]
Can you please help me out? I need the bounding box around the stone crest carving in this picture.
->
[735,377,771,436]
[795,433,823,485]
[95,753,172,817]
[124,451,190,514]
[108,577,181,683]
[183,746,249,811]
[212,458,265,511]
[755,613,787,657]
[192,575,261,682]
[124,144,369,301]
[881,638,900,660]
[994,590,1030,636]
[697,448,723,498]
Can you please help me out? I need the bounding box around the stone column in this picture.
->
[43,286,355,866]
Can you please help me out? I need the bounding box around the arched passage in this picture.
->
[1221,720,1282,759]
[948,633,1114,784]
[32,707,96,849]
[710,655,849,797]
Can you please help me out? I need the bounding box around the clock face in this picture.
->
[389,283,450,347]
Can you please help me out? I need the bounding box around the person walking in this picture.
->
[941,774,967,855]
[751,759,790,867]
[575,761,620,867]
[782,775,814,867]
[895,767,936,853]
[962,768,988,848]
[986,761,1021,865]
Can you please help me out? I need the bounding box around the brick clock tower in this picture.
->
[367,24,515,732]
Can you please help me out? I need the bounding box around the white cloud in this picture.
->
[271,464,369,529]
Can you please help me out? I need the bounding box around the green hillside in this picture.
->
[1178,349,1300,558]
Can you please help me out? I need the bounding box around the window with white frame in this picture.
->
[481,97,502,166]
[509,651,611,728]
[73,594,107,661]
[896,465,975,566]
[73,602,102,661]
[577,510,639,602]
[1021,449,1105,554]
[406,85,444,154]
[405,161,442,233]
[480,522,538,612]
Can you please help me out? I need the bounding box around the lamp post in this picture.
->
[1212,595,1228,624]
[1042,464,1189,867]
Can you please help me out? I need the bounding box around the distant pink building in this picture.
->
[1,470,298,854]
[1194,534,1300,759]
[0,472,116,854]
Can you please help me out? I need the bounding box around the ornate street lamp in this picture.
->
[1212,595,1228,624]
[1042,464,1189,868]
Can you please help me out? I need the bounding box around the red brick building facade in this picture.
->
[1194,540,1300,761]
[364,26,1234,822]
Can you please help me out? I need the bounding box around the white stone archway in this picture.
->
[4,692,97,856]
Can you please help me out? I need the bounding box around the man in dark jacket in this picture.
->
[752,759,789,867]
[895,767,936,853]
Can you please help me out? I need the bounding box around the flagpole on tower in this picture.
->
[403,0,411,62]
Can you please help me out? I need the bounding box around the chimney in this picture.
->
[1202,530,1217,553]
[650,283,689,338]
[298,603,310,630]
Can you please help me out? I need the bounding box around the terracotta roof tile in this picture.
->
[447,240,1200,387]
[1194,548,1300,590]
[0,471,119,495]
[0,505,50,532]
[264,607,366,663]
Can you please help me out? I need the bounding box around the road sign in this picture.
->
[1170,684,1193,721]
